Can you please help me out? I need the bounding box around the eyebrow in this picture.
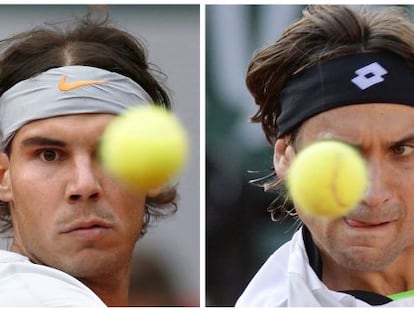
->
[394,133,414,145]
[21,136,66,148]
[318,133,414,150]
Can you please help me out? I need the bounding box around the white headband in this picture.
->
[0,65,153,150]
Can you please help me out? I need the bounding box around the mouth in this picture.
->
[344,218,394,228]
[61,219,112,239]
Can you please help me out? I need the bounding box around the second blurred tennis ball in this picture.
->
[100,105,188,191]
[287,140,367,217]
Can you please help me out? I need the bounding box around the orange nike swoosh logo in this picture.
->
[58,75,107,92]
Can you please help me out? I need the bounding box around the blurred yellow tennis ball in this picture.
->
[99,105,188,191]
[287,141,368,217]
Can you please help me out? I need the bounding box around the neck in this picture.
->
[80,272,131,306]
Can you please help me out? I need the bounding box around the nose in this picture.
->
[66,155,102,204]
[360,157,392,208]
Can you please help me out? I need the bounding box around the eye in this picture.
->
[392,144,414,157]
[39,149,59,162]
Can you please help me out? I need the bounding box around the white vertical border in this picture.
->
[199,2,206,308]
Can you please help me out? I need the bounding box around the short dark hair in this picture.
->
[0,12,177,236]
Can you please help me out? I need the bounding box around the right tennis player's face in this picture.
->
[0,113,147,286]
[278,103,414,292]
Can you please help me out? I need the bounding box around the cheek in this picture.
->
[106,186,147,231]
[10,166,57,209]
[9,185,55,252]
[121,198,146,225]
[8,165,64,233]
[297,210,334,244]
[128,196,146,224]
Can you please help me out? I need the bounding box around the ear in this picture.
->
[0,153,13,202]
[146,187,162,198]
[273,138,296,181]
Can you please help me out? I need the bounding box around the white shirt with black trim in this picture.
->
[236,227,414,307]
[0,250,106,307]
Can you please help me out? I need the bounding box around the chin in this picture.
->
[337,247,398,272]
[58,251,123,278]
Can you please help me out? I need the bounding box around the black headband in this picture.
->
[277,52,414,138]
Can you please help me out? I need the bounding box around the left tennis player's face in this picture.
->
[286,103,414,291]
[0,114,146,285]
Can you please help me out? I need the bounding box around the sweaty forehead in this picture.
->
[298,103,414,145]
